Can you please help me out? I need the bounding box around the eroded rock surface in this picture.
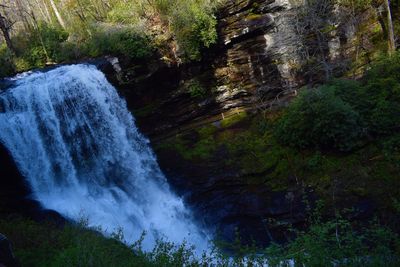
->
[99,0,383,246]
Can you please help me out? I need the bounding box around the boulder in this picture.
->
[0,143,65,224]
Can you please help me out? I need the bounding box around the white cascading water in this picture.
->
[0,64,209,253]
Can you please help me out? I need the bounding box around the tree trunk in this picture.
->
[26,1,50,62]
[0,13,14,53]
[377,12,388,39]
[34,0,51,24]
[15,0,32,32]
[42,0,53,24]
[384,0,396,54]
[49,0,66,29]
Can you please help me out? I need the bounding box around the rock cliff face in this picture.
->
[0,143,64,223]
[116,0,380,140]
[108,0,383,246]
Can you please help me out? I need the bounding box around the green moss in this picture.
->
[220,111,248,128]
[185,79,207,99]
[246,13,263,20]
[157,129,218,161]
[198,125,218,138]
[157,102,400,213]
[133,102,160,118]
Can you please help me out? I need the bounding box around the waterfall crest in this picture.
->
[0,64,208,252]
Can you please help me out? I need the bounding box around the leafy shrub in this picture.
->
[20,24,69,67]
[275,87,364,151]
[107,2,144,24]
[24,46,47,67]
[153,0,219,60]
[0,45,15,77]
[8,24,68,70]
[13,57,31,72]
[276,52,400,151]
[84,27,153,60]
[270,217,400,266]
[55,42,84,62]
[171,2,217,60]
[362,53,400,134]
[1,210,400,266]
[39,23,69,61]
[105,0,219,61]
[0,217,206,267]
[187,79,207,98]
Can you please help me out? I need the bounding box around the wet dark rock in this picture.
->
[85,0,382,247]
[0,143,65,224]
[155,146,308,246]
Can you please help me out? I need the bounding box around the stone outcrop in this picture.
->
[107,0,383,246]
[0,142,65,223]
[116,0,380,140]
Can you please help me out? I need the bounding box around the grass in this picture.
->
[2,210,400,266]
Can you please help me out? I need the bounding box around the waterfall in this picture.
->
[0,64,209,252]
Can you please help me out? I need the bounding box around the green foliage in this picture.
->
[0,216,212,267]
[362,53,400,134]
[152,0,219,60]
[0,0,221,78]
[87,0,219,61]
[1,24,69,73]
[39,23,69,61]
[24,46,47,68]
[106,2,144,24]
[215,205,400,266]
[0,45,15,77]
[83,27,154,59]
[19,24,69,67]
[0,24,154,78]
[273,217,400,266]
[175,3,217,60]
[2,213,398,266]
[220,111,248,128]
[275,87,363,151]
[276,52,400,152]
[13,57,32,72]
[186,79,207,98]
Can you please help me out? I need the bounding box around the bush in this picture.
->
[14,57,31,72]
[22,24,68,67]
[153,0,219,61]
[83,27,154,60]
[106,2,144,24]
[0,217,205,267]
[24,46,47,68]
[105,0,219,61]
[275,87,364,151]
[55,42,84,62]
[9,24,68,70]
[362,53,400,134]
[269,216,400,266]
[0,45,15,77]
[186,79,207,98]
[39,23,69,61]
[1,212,399,266]
[171,1,217,60]
[276,52,400,151]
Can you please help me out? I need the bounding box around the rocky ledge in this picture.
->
[103,0,383,246]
